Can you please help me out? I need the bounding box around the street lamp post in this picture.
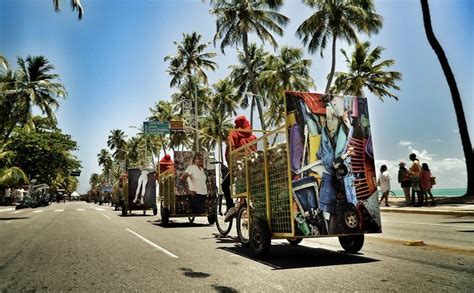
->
[167,69,199,151]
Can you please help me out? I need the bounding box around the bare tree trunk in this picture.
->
[325,36,337,94]
[421,0,473,198]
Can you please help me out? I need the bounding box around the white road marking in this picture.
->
[384,220,473,229]
[33,210,44,213]
[95,208,105,211]
[76,208,85,212]
[126,228,179,259]
[102,214,111,219]
[10,211,23,214]
[55,209,64,212]
[6,220,12,224]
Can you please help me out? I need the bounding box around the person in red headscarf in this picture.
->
[222,115,256,219]
[155,154,174,180]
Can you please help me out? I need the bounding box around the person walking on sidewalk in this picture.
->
[378,165,391,207]
[398,162,411,206]
[420,163,435,206]
[409,153,423,207]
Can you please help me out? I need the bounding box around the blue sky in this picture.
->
[1,0,472,193]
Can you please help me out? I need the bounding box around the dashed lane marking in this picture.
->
[54,209,64,212]
[95,208,105,211]
[10,211,23,214]
[102,214,111,219]
[76,208,85,212]
[33,210,44,213]
[126,228,179,259]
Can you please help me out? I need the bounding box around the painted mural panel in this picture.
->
[286,92,381,236]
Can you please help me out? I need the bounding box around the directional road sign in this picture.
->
[143,121,170,134]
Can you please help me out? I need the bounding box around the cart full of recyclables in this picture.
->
[228,91,382,257]
[158,151,216,225]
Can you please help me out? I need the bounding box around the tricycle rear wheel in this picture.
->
[338,234,364,253]
[250,219,271,258]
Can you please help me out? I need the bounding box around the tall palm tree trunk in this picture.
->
[243,35,266,131]
[325,36,338,94]
[421,0,473,198]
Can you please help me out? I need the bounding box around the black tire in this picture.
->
[121,207,127,216]
[188,217,195,224]
[153,207,158,216]
[287,238,303,245]
[207,214,216,225]
[143,209,146,215]
[215,194,232,236]
[160,202,169,225]
[236,206,250,247]
[338,234,364,253]
[250,219,271,258]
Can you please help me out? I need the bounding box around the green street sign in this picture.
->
[143,121,170,134]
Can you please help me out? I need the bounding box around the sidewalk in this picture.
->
[380,196,474,216]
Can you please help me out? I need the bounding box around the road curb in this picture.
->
[381,208,474,216]
[0,208,15,213]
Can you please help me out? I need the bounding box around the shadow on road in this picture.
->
[0,217,29,221]
[118,214,154,218]
[149,220,212,228]
[219,244,379,270]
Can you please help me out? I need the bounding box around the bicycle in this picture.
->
[213,161,250,246]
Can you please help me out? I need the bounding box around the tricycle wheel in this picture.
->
[250,219,271,258]
[215,194,232,236]
[338,234,364,253]
[237,206,250,247]
[121,206,127,216]
[153,207,158,216]
[160,204,169,225]
[188,217,195,224]
[287,238,303,245]
[143,209,146,215]
[207,214,216,225]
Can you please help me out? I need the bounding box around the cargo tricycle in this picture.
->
[120,168,158,216]
[158,151,216,225]
[228,91,382,257]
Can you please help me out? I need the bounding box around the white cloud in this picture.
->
[399,140,413,146]
[408,146,435,161]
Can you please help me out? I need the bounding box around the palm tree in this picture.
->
[0,143,27,188]
[89,173,100,189]
[332,41,401,101]
[260,46,315,127]
[97,149,113,182]
[1,56,66,142]
[296,0,383,94]
[107,129,127,161]
[229,43,269,122]
[208,78,240,161]
[165,32,217,150]
[0,55,8,70]
[210,0,289,130]
[53,0,83,20]
[420,0,472,198]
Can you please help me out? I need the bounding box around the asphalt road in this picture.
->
[1,201,473,292]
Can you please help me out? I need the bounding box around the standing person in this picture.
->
[378,165,391,207]
[180,153,208,213]
[409,153,423,207]
[420,163,435,206]
[398,162,411,206]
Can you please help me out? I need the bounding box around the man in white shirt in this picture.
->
[180,153,208,213]
[378,165,391,207]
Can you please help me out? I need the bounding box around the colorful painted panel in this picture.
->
[285,91,381,236]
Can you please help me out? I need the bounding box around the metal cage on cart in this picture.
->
[228,91,382,257]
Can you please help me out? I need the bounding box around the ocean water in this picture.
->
[391,188,467,197]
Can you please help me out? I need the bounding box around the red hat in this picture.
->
[234,115,251,129]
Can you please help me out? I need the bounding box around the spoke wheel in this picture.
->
[215,194,232,235]
[250,219,271,258]
[237,206,250,247]
[160,201,169,225]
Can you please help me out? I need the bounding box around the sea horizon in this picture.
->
[391,188,467,197]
